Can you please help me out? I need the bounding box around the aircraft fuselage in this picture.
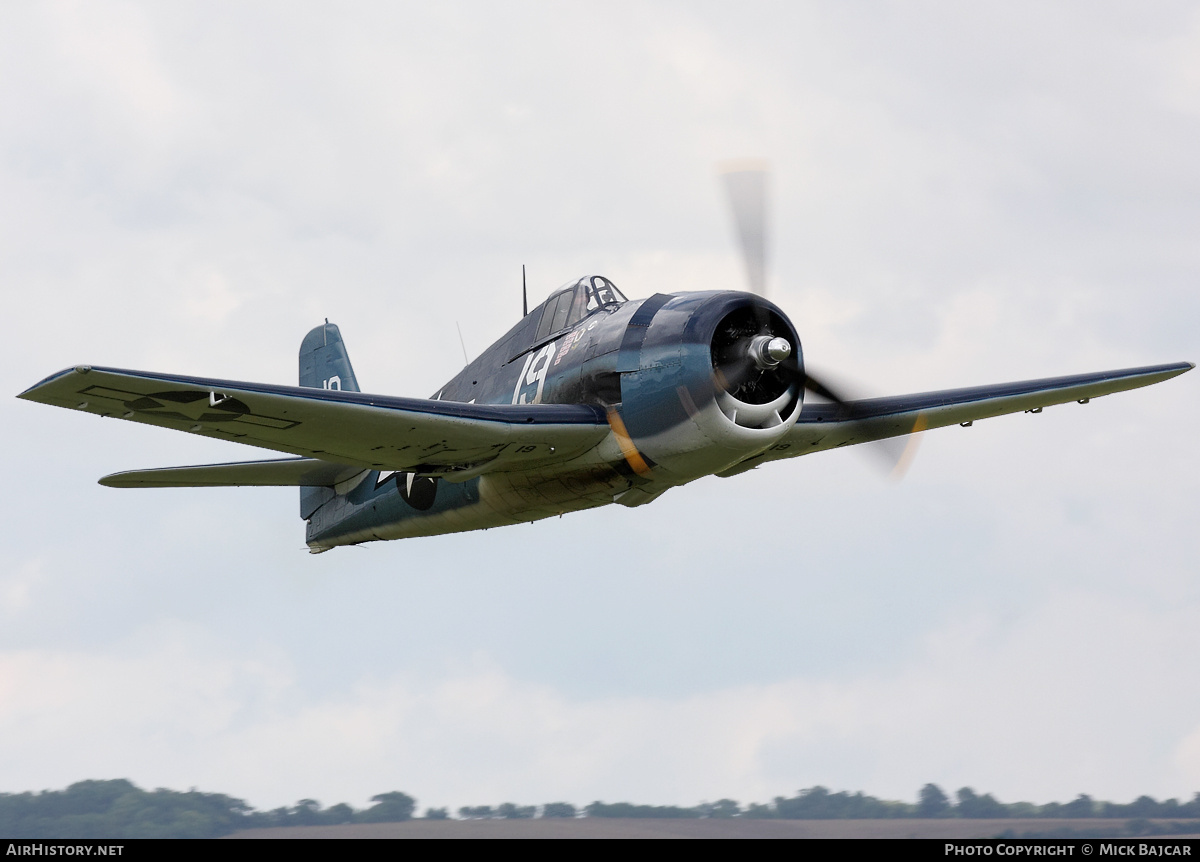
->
[305,280,806,549]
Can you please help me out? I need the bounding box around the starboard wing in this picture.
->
[734,361,1193,473]
[19,366,610,479]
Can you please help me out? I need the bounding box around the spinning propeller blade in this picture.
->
[801,367,926,480]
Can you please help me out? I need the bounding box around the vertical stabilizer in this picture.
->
[299,321,361,393]
[299,322,360,519]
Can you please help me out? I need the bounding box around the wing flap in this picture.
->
[766,361,1193,462]
[20,366,610,475]
[99,457,363,488]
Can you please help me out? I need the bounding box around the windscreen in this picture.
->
[535,276,626,341]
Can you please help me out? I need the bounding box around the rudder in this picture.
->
[299,321,361,520]
[299,321,361,392]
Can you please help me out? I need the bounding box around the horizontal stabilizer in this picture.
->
[100,457,363,488]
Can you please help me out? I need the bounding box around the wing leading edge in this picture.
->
[750,361,1193,469]
[19,366,610,479]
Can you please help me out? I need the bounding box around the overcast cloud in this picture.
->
[2,1,1198,812]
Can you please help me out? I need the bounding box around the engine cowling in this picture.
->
[613,291,804,479]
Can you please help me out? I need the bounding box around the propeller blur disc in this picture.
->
[718,159,769,296]
[715,159,924,479]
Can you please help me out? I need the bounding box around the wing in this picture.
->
[729,361,1193,474]
[19,366,609,479]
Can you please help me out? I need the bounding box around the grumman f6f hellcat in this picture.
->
[18,167,1192,552]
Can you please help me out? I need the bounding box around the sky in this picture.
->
[2,0,1199,813]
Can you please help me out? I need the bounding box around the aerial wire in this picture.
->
[455,322,469,366]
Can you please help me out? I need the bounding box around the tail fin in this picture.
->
[299,321,361,393]
[299,321,361,519]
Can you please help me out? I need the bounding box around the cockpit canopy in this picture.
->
[533,275,627,342]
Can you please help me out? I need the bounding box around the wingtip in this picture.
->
[1150,361,1194,378]
[17,366,89,400]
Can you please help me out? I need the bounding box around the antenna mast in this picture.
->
[522,265,528,317]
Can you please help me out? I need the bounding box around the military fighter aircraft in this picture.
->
[18,166,1192,552]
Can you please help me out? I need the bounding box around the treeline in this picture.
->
[2,780,1199,838]
[0,781,420,838]
[907,785,1200,821]
[585,786,1200,821]
[737,785,1200,821]
[0,780,248,839]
